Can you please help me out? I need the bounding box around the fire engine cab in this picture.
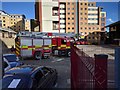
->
[52,37,74,57]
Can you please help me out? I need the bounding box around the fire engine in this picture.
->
[52,37,74,56]
[15,31,52,60]
[15,31,76,59]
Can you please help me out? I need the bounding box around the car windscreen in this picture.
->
[4,55,17,62]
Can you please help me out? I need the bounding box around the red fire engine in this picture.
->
[52,37,74,56]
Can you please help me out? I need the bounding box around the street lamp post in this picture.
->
[76,0,79,40]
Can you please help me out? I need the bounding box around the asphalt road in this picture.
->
[1,44,116,89]
[20,56,71,88]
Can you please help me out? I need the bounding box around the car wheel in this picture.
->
[34,52,42,60]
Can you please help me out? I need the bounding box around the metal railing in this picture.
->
[71,43,108,89]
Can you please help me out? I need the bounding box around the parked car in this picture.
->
[3,54,23,68]
[2,65,57,89]
[75,39,88,45]
[3,58,11,72]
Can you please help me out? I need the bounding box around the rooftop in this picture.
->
[106,21,120,27]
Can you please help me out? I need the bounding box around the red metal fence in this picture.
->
[71,43,108,89]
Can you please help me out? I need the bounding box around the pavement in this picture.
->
[77,45,115,88]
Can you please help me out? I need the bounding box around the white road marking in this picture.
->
[8,79,21,88]
[67,79,71,84]
[52,58,64,62]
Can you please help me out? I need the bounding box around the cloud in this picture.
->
[107,18,114,23]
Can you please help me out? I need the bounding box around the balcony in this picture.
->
[52,16,59,21]
[52,1,58,7]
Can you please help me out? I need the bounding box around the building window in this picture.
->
[80,13,82,15]
[68,2,70,5]
[85,27,87,30]
[81,8,83,10]
[80,22,83,24]
[80,3,83,5]
[72,22,74,25]
[101,18,105,21]
[85,3,87,5]
[68,22,70,25]
[93,37,95,39]
[3,17,5,19]
[80,18,83,20]
[72,8,74,10]
[68,8,70,10]
[85,8,87,10]
[85,13,87,15]
[72,12,74,15]
[101,13,105,17]
[85,32,87,34]
[3,20,5,22]
[68,27,70,29]
[89,27,91,30]
[68,17,70,20]
[72,3,74,5]
[101,23,105,26]
[89,37,91,39]
[3,24,5,26]
[72,27,74,30]
[11,22,13,24]
[68,12,70,15]
[72,18,74,20]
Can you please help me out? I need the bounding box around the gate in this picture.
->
[71,43,108,89]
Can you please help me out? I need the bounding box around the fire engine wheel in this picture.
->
[34,52,42,60]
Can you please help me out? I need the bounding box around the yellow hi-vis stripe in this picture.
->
[52,45,56,46]
[49,45,52,48]
[61,45,66,47]
[66,46,70,49]
[16,50,20,55]
[58,47,61,49]
[44,47,49,49]
[35,45,42,48]
[15,43,20,48]
[16,47,19,51]
[28,48,32,50]
[21,45,28,48]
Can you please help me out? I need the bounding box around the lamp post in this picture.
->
[76,0,79,40]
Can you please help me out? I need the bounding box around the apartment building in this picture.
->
[35,0,106,43]
[25,19,31,32]
[0,10,25,32]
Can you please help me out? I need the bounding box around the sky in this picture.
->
[1,1,120,26]
[2,2,35,19]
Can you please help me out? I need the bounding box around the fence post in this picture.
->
[115,47,120,90]
[94,54,108,89]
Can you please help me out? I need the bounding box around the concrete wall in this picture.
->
[0,38,15,48]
